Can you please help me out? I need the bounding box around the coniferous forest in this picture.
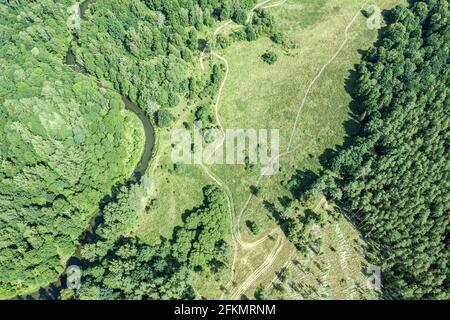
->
[303,0,449,299]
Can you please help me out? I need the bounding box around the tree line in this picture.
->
[299,0,449,299]
[1,0,270,299]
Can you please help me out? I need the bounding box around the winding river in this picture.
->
[21,0,155,299]
[65,32,155,181]
[66,0,155,181]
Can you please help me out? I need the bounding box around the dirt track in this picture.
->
[199,0,365,299]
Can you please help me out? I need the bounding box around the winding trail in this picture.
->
[201,0,287,248]
[199,1,286,300]
[261,0,287,10]
[199,50,205,71]
[287,4,365,152]
[230,236,285,300]
[200,0,365,299]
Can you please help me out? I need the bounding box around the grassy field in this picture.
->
[136,0,404,298]
[134,111,210,243]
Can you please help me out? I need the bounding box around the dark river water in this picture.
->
[19,0,155,300]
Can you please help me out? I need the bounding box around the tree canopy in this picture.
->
[0,0,144,299]
[1,0,263,299]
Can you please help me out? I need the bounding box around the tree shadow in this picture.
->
[277,196,292,208]
[262,200,291,238]
[318,148,338,169]
[198,39,208,51]
[263,200,282,221]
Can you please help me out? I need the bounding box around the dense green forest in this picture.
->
[301,0,449,299]
[0,0,144,299]
[60,0,280,300]
[61,185,229,300]
[5,0,447,301]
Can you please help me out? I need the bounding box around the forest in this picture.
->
[0,0,267,299]
[300,0,449,299]
[73,0,277,128]
[61,185,229,300]
[0,0,144,299]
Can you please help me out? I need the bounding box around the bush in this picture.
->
[262,51,278,64]
[168,91,180,108]
[230,29,247,42]
[216,34,230,49]
[245,26,258,41]
[270,32,285,44]
[232,10,248,25]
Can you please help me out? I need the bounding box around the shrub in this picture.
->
[232,10,248,25]
[262,51,278,64]
[270,31,285,44]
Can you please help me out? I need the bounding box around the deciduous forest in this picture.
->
[61,185,229,300]
[0,0,144,298]
[0,0,266,299]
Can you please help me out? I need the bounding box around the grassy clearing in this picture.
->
[207,0,402,299]
[134,111,210,244]
[261,212,380,300]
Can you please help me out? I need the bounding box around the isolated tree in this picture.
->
[270,31,285,44]
[248,221,261,235]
